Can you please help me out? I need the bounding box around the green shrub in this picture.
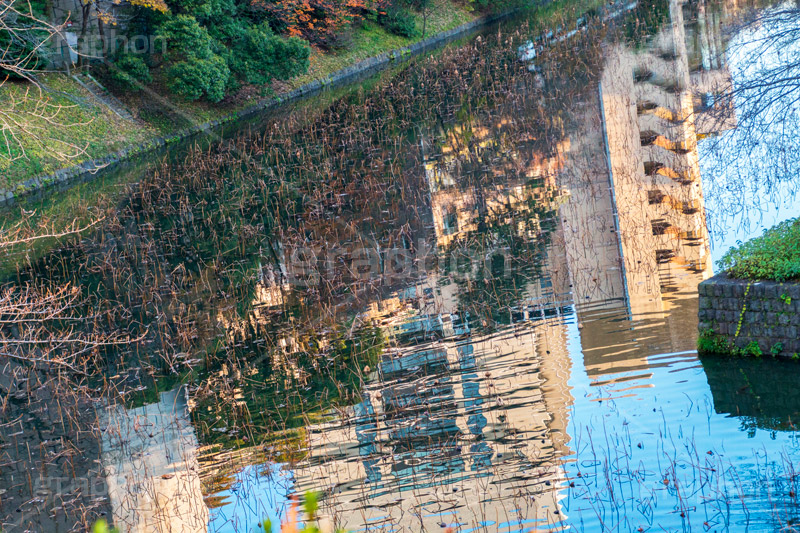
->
[167,55,229,101]
[172,0,235,21]
[718,217,800,281]
[380,8,418,38]
[228,23,309,85]
[204,12,248,42]
[771,342,784,357]
[156,13,309,101]
[744,340,763,357]
[109,55,152,91]
[159,15,217,61]
[159,15,230,101]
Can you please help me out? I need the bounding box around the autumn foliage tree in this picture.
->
[251,0,389,46]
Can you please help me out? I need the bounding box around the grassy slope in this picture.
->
[0,0,475,190]
[113,0,477,133]
[0,0,609,190]
[292,0,475,88]
[0,74,153,189]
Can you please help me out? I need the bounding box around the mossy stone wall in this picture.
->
[698,273,800,357]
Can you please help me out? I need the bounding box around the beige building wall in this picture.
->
[555,99,629,310]
[293,312,574,532]
[102,388,209,533]
[591,0,713,315]
[554,0,719,382]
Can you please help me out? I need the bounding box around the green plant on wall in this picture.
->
[719,218,800,281]
[743,340,763,357]
[771,342,784,357]
[733,282,752,338]
[698,328,731,354]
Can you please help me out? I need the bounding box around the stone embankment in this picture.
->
[698,273,800,358]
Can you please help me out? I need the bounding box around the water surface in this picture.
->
[3,1,800,532]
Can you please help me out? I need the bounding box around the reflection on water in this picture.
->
[102,388,207,532]
[5,0,800,531]
[697,0,800,258]
[203,456,293,533]
[702,354,800,432]
[270,2,726,529]
[295,321,572,531]
[196,1,798,531]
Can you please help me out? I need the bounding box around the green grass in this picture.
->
[108,0,475,135]
[0,74,153,189]
[290,0,475,88]
[719,217,800,281]
[0,0,607,189]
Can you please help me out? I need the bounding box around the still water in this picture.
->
[3,0,800,532]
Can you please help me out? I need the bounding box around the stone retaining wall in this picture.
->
[0,11,513,209]
[698,273,800,357]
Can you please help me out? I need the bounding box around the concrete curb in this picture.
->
[0,10,515,209]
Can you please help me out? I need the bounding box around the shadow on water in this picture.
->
[5,0,800,531]
[701,354,800,432]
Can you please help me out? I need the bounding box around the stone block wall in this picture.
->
[698,273,800,357]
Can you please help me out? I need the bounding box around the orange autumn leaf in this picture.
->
[250,0,390,45]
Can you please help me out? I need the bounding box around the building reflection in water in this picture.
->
[561,0,723,386]
[285,1,734,531]
[189,1,740,531]
[101,388,209,533]
[294,307,573,531]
